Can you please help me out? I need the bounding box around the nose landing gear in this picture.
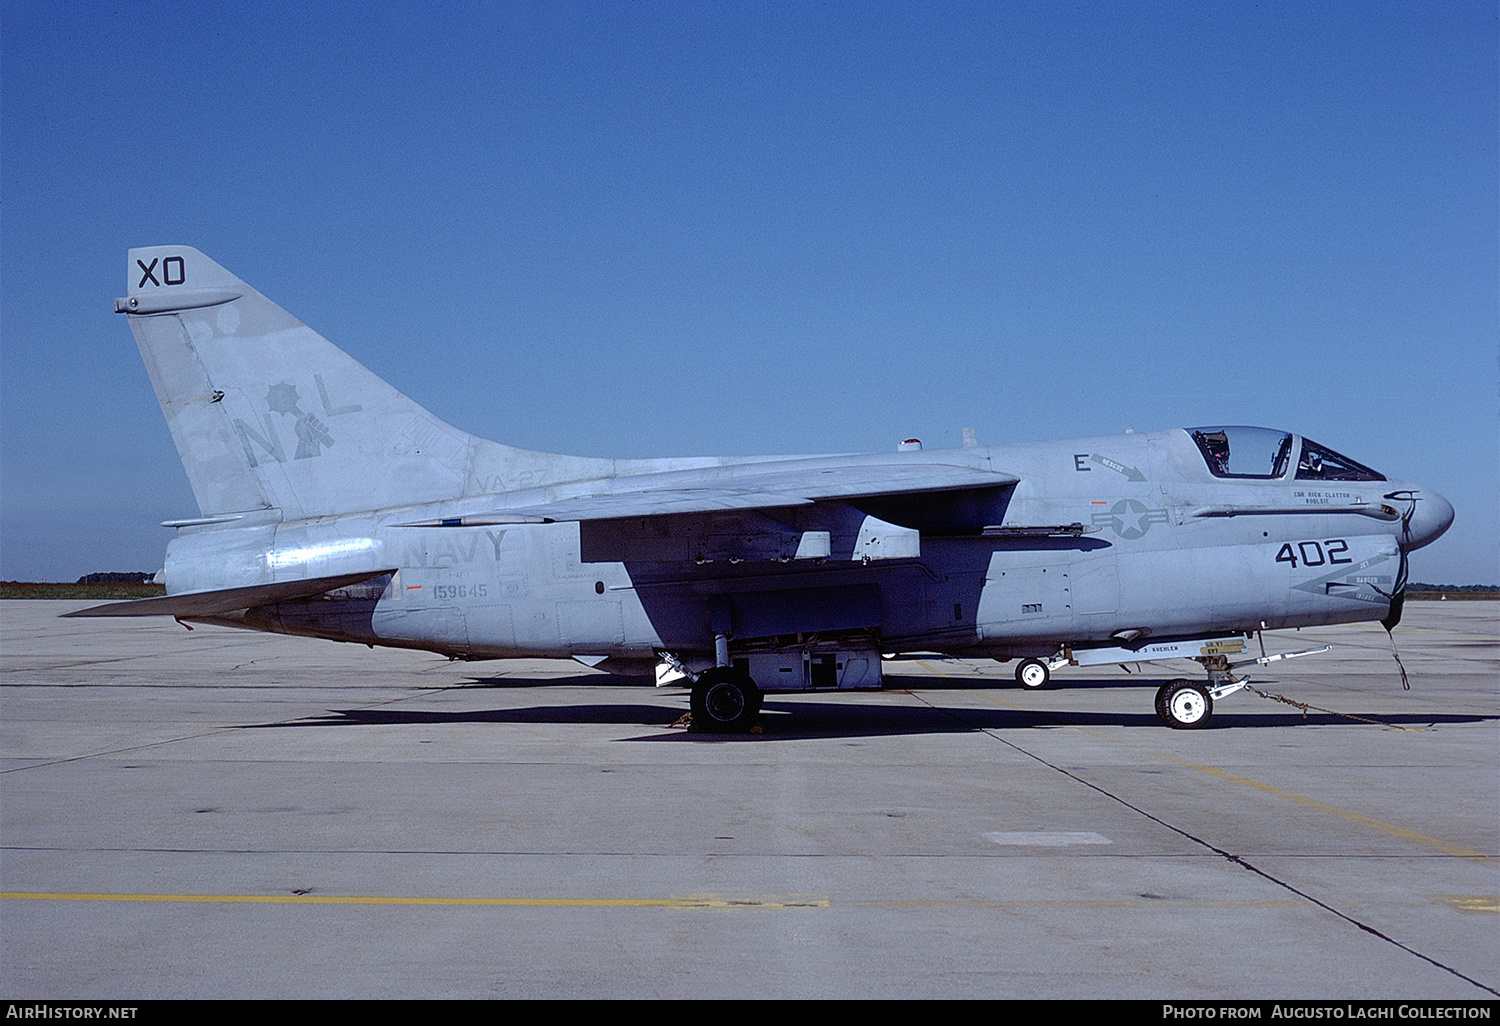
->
[1015,658,1052,690]
[1153,654,1249,729]
[1155,678,1214,729]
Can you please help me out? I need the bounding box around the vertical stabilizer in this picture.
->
[119,246,602,520]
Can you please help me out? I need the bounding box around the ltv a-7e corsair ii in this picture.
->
[76,247,1455,731]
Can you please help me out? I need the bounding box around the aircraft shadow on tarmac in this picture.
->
[247,671,1495,741]
[453,671,1153,691]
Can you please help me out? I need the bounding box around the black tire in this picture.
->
[1015,658,1051,690]
[690,668,761,733]
[1155,678,1213,729]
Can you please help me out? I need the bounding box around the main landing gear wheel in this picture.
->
[1155,678,1213,729]
[690,668,761,734]
[1016,658,1051,690]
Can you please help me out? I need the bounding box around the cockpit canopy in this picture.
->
[1190,427,1293,478]
[1189,427,1385,482]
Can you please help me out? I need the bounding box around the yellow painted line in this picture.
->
[0,891,827,911]
[1442,896,1500,913]
[674,894,830,911]
[859,899,1299,910]
[1156,758,1495,864]
[911,660,1495,865]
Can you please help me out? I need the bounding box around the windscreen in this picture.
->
[1296,439,1385,481]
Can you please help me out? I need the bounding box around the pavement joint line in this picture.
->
[910,660,1493,865]
[1043,710,1494,866]
[0,728,241,775]
[0,893,1325,910]
[0,891,1333,910]
[0,891,829,910]
[1147,755,1494,865]
[908,658,1500,997]
[0,666,457,775]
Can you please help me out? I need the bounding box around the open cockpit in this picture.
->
[1189,427,1385,482]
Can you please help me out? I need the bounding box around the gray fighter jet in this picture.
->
[74,247,1455,731]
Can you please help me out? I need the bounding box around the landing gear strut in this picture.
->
[1016,633,1334,729]
[1153,655,1248,729]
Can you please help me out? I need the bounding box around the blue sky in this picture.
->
[2,1,1495,584]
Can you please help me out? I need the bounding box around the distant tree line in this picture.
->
[1408,582,1500,595]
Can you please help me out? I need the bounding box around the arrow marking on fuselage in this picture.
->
[1090,454,1147,482]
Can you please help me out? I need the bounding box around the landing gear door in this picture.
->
[745,648,883,691]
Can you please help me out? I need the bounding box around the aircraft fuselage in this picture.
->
[174,427,1447,671]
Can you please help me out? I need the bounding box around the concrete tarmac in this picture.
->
[2,600,1495,999]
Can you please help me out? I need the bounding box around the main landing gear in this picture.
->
[689,667,763,734]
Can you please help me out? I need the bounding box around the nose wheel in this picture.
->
[1015,658,1052,690]
[1155,679,1213,729]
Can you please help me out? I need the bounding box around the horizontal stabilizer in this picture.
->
[63,570,396,618]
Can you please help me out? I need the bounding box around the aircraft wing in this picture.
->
[426,462,1020,525]
[75,464,1020,617]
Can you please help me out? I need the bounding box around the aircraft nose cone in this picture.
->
[1402,488,1454,550]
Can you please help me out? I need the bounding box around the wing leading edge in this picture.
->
[401,461,1022,525]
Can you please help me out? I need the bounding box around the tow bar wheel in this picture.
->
[1016,658,1051,690]
[1155,678,1213,729]
[690,668,761,733]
